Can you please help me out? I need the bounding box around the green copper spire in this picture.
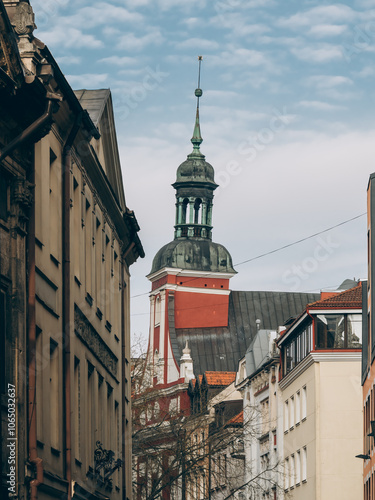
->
[191,56,203,152]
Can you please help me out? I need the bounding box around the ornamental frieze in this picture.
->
[74,304,118,379]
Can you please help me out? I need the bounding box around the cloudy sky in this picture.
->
[31,0,375,343]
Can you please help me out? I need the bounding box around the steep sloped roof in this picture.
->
[308,282,362,309]
[170,290,319,375]
[245,329,276,376]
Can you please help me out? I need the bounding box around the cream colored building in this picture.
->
[0,2,144,499]
[277,284,363,500]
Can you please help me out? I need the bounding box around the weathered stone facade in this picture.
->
[0,2,143,499]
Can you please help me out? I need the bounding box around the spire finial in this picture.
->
[191,56,203,152]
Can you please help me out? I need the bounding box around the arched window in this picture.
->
[181,198,189,224]
[194,198,202,224]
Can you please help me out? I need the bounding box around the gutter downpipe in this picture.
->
[120,256,127,500]
[62,115,82,500]
[23,98,56,500]
[0,98,55,163]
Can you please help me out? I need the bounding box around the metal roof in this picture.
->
[171,290,320,375]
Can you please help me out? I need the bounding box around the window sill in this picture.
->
[51,446,61,456]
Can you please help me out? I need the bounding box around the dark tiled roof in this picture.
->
[171,290,319,375]
[308,282,362,309]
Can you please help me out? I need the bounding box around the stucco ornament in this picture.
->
[13,2,36,36]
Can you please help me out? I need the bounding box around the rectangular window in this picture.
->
[50,339,59,450]
[302,447,307,481]
[302,386,307,420]
[296,391,301,424]
[290,454,295,488]
[285,458,289,490]
[284,400,289,432]
[74,357,81,460]
[316,314,362,349]
[290,396,295,429]
[87,361,94,466]
[36,328,43,441]
[296,450,301,484]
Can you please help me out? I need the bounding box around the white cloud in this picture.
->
[98,56,138,66]
[308,24,347,38]
[209,47,271,69]
[306,75,353,89]
[278,5,358,29]
[56,55,82,65]
[39,26,103,49]
[290,44,344,63]
[298,100,345,111]
[117,31,164,51]
[175,38,219,51]
[66,73,108,88]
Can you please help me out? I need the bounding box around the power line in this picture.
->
[130,212,366,299]
[234,212,366,267]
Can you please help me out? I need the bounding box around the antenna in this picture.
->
[195,56,203,109]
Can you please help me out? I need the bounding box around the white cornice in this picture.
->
[133,382,189,405]
[147,266,236,282]
[150,284,231,297]
[308,309,362,314]
[277,312,309,346]
[279,351,361,390]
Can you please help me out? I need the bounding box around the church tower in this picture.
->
[146,58,236,389]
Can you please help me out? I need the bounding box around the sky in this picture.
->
[29,0,375,347]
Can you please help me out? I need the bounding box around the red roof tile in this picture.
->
[226,410,243,426]
[308,282,362,310]
[204,371,236,386]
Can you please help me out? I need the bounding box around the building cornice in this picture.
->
[149,283,231,297]
[147,266,236,282]
[279,351,361,390]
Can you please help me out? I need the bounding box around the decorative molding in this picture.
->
[147,266,235,282]
[74,304,118,380]
[150,283,231,296]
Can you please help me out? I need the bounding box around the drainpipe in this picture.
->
[62,114,82,500]
[25,96,60,500]
[0,93,60,163]
[120,257,127,500]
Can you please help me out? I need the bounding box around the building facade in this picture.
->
[236,329,284,500]
[278,284,363,499]
[0,2,143,499]
[362,172,375,498]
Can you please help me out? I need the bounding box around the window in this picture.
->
[296,391,301,424]
[316,314,362,349]
[290,396,295,429]
[50,339,59,450]
[302,386,307,420]
[283,322,313,375]
[290,454,295,488]
[284,458,289,490]
[284,401,289,432]
[155,296,161,326]
[296,450,301,484]
[74,357,81,460]
[302,447,307,482]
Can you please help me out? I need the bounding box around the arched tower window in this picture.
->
[194,198,202,224]
[181,198,189,224]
